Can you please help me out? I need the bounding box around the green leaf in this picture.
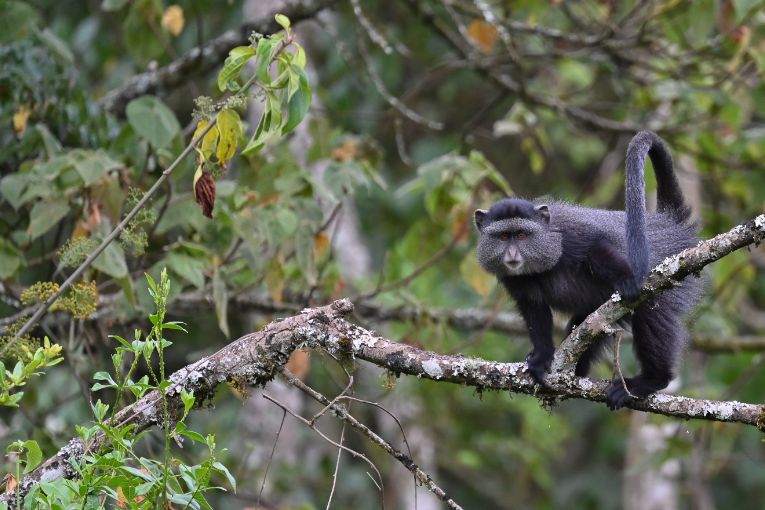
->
[37,28,74,64]
[0,240,22,279]
[282,66,311,134]
[295,224,317,285]
[212,461,237,491]
[0,174,28,210]
[0,1,39,43]
[275,208,298,238]
[35,125,63,157]
[126,96,181,150]
[212,268,229,338]
[28,198,69,240]
[175,422,206,444]
[92,241,128,279]
[21,440,42,474]
[217,46,256,92]
[255,37,279,84]
[274,14,291,30]
[180,389,195,420]
[70,150,121,186]
[241,112,278,156]
[165,252,206,289]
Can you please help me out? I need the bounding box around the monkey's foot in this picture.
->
[605,376,668,410]
[524,349,553,386]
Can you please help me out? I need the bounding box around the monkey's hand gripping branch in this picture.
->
[549,214,765,378]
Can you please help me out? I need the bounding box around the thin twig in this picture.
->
[337,395,418,509]
[325,421,346,509]
[612,330,636,399]
[256,409,287,508]
[309,375,354,425]
[262,393,386,509]
[356,35,444,130]
[280,368,464,510]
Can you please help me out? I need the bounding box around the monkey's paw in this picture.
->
[524,349,553,386]
[604,380,634,410]
[605,377,655,410]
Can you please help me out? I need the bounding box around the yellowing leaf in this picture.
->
[161,5,184,37]
[331,139,361,162]
[192,119,218,162]
[265,258,285,304]
[215,109,241,165]
[13,106,31,137]
[314,232,330,256]
[467,19,498,54]
[192,164,203,194]
[459,252,496,298]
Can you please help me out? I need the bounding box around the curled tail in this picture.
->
[624,131,690,286]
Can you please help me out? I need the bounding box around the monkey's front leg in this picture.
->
[515,298,554,384]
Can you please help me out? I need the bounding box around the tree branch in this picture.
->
[99,0,337,115]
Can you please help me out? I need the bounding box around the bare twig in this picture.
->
[280,368,463,510]
[262,393,386,508]
[612,331,636,400]
[256,410,287,508]
[356,36,444,130]
[326,421,346,510]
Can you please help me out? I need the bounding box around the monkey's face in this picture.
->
[474,214,563,277]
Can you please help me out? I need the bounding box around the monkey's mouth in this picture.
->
[504,260,523,272]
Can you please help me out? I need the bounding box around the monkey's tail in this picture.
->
[624,130,691,281]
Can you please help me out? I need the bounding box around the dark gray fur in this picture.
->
[474,131,700,410]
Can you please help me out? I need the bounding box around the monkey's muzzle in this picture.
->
[503,248,523,272]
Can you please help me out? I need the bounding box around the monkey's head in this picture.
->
[474,198,563,277]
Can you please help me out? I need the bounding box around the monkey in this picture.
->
[474,131,700,410]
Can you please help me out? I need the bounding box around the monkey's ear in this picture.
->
[535,204,550,223]
[474,209,488,232]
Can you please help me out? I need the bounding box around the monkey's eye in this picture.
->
[499,233,511,241]
[515,231,527,240]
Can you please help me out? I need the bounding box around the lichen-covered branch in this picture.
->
[99,0,336,114]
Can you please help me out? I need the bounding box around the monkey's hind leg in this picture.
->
[605,307,682,410]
